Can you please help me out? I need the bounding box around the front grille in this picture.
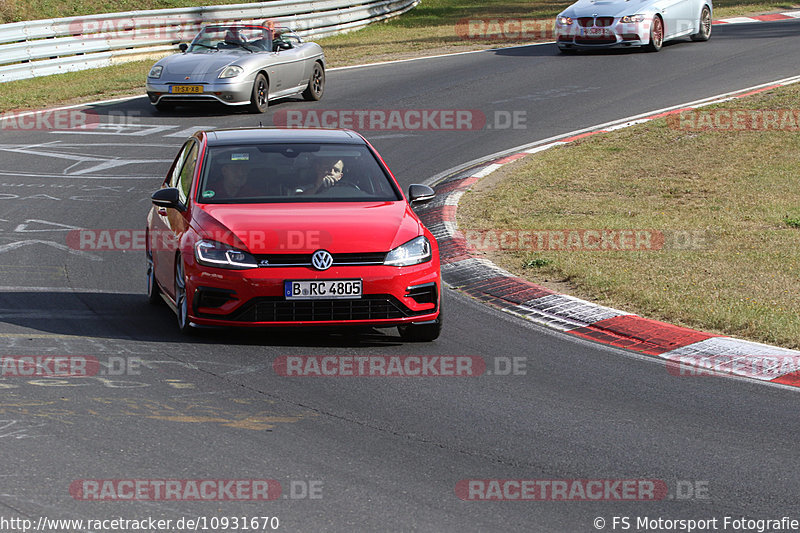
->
[577,17,594,27]
[596,17,614,27]
[255,252,387,267]
[576,37,616,44]
[218,295,428,322]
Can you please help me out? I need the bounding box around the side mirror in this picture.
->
[151,187,184,211]
[179,43,188,52]
[408,184,435,205]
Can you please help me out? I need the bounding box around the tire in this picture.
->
[174,257,193,334]
[154,101,174,112]
[691,6,712,41]
[643,15,663,52]
[248,73,269,113]
[398,301,442,342]
[302,62,325,101]
[146,248,162,305]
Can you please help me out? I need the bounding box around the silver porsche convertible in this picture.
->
[555,0,712,52]
[146,24,325,112]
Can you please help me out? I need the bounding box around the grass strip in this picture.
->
[457,82,800,348]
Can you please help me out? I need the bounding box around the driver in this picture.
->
[295,158,344,195]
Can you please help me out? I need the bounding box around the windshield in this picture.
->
[198,143,403,204]
[189,26,272,53]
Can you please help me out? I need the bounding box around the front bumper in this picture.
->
[555,19,652,49]
[184,262,441,328]
[146,76,254,106]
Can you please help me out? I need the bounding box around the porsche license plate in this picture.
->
[285,280,362,300]
[170,85,203,94]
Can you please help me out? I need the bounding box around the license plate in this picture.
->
[285,280,362,300]
[584,27,610,36]
[170,85,203,94]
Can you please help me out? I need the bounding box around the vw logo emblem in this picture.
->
[311,250,333,271]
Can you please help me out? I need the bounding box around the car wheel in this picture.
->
[691,6,712,41]
[302,62,325,101]
[174,257,193,334]
[154,101,174,112]
[248,73,269,113]
[398,302,442,342]
[644,15,663,52]
[146,249,162,305]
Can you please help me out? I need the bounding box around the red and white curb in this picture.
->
[714,10,800,24]
[416,76,800,388]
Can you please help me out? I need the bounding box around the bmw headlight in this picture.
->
[384,236,432,267]
[556,16,573,26]
[219,65,244,79]
[148,65,163,79]
[195,240,258,269]
[620,14,646,23]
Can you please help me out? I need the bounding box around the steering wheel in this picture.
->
[333,180,361,191]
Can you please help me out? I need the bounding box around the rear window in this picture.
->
[198,143,402,203]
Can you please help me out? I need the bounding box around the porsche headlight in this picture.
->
[219,65,244,79]
[557,16,573,26]
[620,14,646,23]
[148,65,163,79]
[384,236,432,267]
[195,240,258,269]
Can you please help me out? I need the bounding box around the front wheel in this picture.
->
[146,249,162,305]
[302,62,325,101]
[174,258,193,334]
[691,6,712,41]
[248,73,269,113]
[643,16,663,52]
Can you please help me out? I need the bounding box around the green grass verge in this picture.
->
[1,0,798,111]
[457,82,800,349]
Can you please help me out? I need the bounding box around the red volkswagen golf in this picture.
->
[146,128,441,341]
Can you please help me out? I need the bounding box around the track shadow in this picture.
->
[0,290,407,348]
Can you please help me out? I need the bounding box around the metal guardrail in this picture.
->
[0,0,418,82]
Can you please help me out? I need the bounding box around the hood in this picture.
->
[158,51,247,79]
[562,0,651,18]
[193,201,423,254]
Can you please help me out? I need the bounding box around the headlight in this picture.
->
[195,240,258,269]
[557,16,573,26]
[219,65,244,79]
[620,14,646,23]
[148,65,163,79]
[384,236,432,267]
